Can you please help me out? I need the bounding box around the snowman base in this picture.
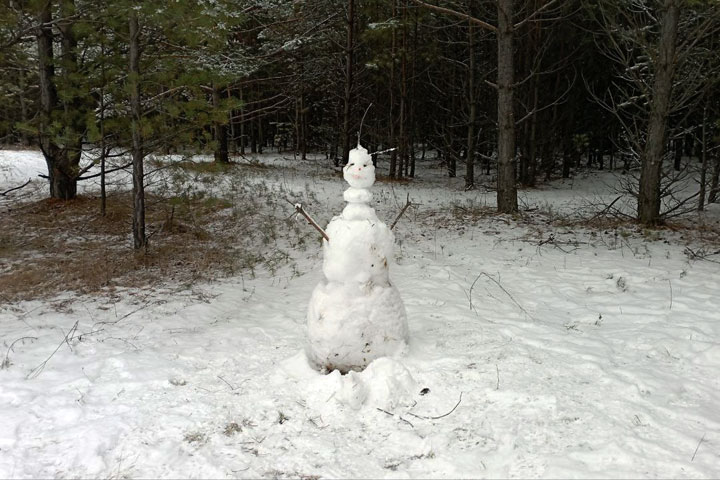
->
[306,279,409,374]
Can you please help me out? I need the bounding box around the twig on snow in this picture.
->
[286,199,329,241]
[668,279,673,311]
[27,320,79,380]
[2,336,38,369]
[407,392,463,420]
[469,272,535,321]
[218,375,239,391]
[376,407,414,428]
[390,194,412,231]
[691,432,706,461]
[495,364,500,390]
[684,247,720,264]
[81,302,151,339]
[375,407,415,428]
[1,178,31,196]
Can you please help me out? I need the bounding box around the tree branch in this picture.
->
[390,194,412,230]
[411,0,497,33]
[1,179,32,196]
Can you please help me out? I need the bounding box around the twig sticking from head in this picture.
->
[358,103,373,146]
[369,147,397,156]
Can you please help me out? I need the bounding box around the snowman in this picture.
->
[306,144,409,373]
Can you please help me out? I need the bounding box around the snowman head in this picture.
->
[343,145,375,189]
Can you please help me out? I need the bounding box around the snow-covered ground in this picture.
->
[1,149,719,478]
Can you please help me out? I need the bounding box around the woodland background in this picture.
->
[1,0,720,247]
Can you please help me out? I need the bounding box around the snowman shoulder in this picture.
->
[343,187,372,204]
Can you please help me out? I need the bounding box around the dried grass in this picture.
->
[0,188,279,302]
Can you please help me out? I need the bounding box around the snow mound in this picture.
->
[302,357,417,411]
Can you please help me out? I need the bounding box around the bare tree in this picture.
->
[414,0,558,212]
[636,0,680,225]
[341,0,355,167]
[589,0,720,224]
[129,10,146,250]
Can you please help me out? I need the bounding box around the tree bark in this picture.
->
[465,21,476,190]
[637,0,680,225]
[698,102,708,211]
[212,86,229,163]
[342,0,355,166]
[709,153,720,204]
[129,11,146,250]
[58,0,84,178]
[37,0,77,199]
[389,0,398,178]
[496,0,518,213]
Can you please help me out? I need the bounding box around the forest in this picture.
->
[2,2,720,478]
[2,0,720,244]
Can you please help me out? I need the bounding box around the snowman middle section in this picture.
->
[306,185,409,374]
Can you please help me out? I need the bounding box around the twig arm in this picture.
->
[287,199,329,242]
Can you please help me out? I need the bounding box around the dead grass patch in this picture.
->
[0,188,289,302]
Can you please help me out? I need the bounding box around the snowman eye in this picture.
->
[348,163,355,167]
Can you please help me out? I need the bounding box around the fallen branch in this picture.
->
[286,199,329,241]
[407,392,463,420]
[27,320,79,380]
[589,194,625,221]
[1,178,31,196]
[2,336,38,369]
[691,432,706,461]
[376,407,414,428]
[684,247,720,264]
[390,194,412,230]
[469,272,535,320]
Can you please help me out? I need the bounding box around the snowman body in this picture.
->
[306,145,409,373]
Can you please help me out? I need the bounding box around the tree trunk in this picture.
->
[129,12,146,250]
[99,32,107,216]
[698,102,708,211]
[212,87,229,163]
[18,68,29,145]
[496,0,518,213]
[239,87,245,155]
[465,21,476,190]
[37,1,76,199]
[342,0,355,166]
[257,117,264,154]
[637,0,680,225]
[562,139,571,179]
[709,153,720,204]
[58,0,84,181]
[389,0,397,178]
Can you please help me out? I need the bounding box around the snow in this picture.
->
[2,149,720,478]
